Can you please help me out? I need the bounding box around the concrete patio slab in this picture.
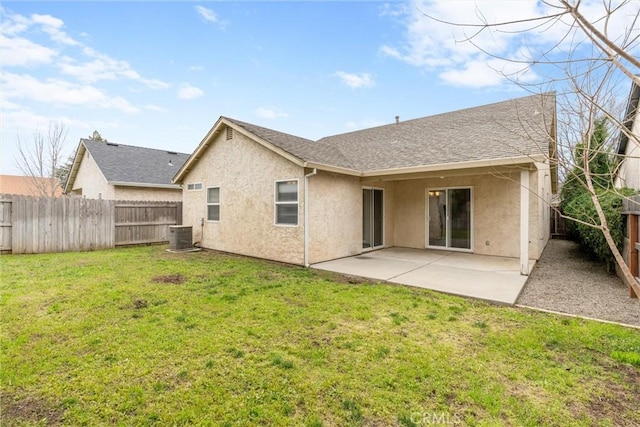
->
[312,247,535,304]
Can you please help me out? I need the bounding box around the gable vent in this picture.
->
[226,127,233,140]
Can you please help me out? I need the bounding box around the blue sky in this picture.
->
[1,1,638,175]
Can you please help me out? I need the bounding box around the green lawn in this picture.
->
[1,246,639,426]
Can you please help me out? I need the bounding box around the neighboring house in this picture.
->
[65,139,189,201]
[615,79,640,190]
[174,93,557,274]
[615,79,640,293]
[0,175,63,197]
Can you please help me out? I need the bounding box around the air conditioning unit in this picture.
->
[169,225,193,251]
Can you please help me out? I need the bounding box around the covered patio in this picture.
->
[312,247,536,304]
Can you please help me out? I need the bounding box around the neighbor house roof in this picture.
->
[617,79,640,156]
[175,92,556,182]
[0,175,63,197]
[65,139,190,193]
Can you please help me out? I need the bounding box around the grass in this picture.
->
[1,246,639,426]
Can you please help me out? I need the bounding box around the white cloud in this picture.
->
[189,65,204,71]
[1,71,139,113]
[0,34,57,66]
[177,83,204,100]
[255,106,289,119]
[334,71,375,89]
[381,0,640,89]
[31,13,80,45]
[57,48,170,89]
[195,5,226,27]
[145,104,168,113]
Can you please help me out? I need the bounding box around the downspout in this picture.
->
[304,168,318,267]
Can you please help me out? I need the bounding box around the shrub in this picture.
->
[563,188,635,271]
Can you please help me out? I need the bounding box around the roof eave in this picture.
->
[303,161,361,176]
[63,140,87,193]
[360,155,544,177]
[110,181,182,189]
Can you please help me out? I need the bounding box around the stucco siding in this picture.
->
[532,163,552,258]
[114,186,182,202]
[69,150,114,199]
[616,115,640,190]
[308,171,361,264]
[181,128,305,265]
[382,168,548,259]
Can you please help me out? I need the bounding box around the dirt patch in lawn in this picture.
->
[151,274,187,284]
[1,393,63,426]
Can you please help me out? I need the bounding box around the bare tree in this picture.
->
[422,0,639,297]
[15,121,69,198]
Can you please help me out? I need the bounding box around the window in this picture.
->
[275,180,298,225]
[187,182,203,191]
[207,187,220,221]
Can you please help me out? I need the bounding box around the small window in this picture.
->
[275,180,298,226]
[207,187,220,221]
[187,182,203,191]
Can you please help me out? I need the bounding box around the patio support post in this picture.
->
[304,168,317,267]
[520,170,530,275]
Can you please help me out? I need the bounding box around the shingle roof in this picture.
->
[229,92,555,172]
[82,139,190,185]
[318,92,555,171]
[224,118,358,170]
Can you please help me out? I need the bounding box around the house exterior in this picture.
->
[615,80,640,294]
[615,80,640,190]
[174,93,557,274]
[65,139,189,201]
[0,175,63,197]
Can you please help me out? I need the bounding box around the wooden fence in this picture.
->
[0,195,182,254]
[115,202,182,246]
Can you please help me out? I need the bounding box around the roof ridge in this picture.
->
[318,91,555,142]
[81,138,190,156]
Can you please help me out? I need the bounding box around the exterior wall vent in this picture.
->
[226,127,233,140]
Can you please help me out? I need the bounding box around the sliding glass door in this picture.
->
[363,188,383,249]
[427,188,472,250]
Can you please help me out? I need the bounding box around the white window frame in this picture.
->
[187,182,203,191]
[206,186,220,222]
[274,179,299,227]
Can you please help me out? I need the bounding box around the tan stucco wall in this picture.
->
[308,171,362,264]
[616,114,640,190]
[532,162,552,259]
[69,150,114,199]
[181,128,305,265]
[365,166,551,260]
[114,186,182,202]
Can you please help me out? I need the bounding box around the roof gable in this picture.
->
[66,139,190,192]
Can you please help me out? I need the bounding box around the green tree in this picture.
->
[560,117,616,211]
